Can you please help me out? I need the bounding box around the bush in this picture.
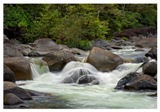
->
[63,38,92,50]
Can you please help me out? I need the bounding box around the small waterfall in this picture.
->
[30,58,49,79]
[61,61,98,74]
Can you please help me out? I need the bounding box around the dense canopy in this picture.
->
[4,4,157,50]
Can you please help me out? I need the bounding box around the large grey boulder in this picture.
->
[4,57,32,80]
[135,38,157,48]
[33,38,60,55]
[4,44,23,57]
[86,47,123,72]
[43,50,77,71]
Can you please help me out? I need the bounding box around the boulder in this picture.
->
[115,27,157,38]
[4,81,17,90]
[4,34,9,43]
[142,62,157,77]
[28,51,41,57]
[43,50,77,71]
[145,46,157,60]
[62,68,99,85]
[124,74,157,91]
[86,47,123,72]
[4,87,32,100]
[135,38,157,48]
[110,45,122,49]
[4,44,23,57]
[92,39,111,50]
[134,56,149,63]
[115,72,138,90]
[33,38,60,55]
[4,93,23,105]
[78,75,99,84]
[9,39,21,45]
[115,72,157,91]
[16,44,33,56]
[4,57,32,80]
[4,65,16,82]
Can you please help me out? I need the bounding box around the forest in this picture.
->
[4,4,157,50]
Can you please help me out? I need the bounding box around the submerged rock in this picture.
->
[77,75,99,84]
[62,68,99,85]
[86,47,123,72]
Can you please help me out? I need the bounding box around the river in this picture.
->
[17,46,157,109]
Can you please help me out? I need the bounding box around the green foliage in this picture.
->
[64,38,92,50]
[122,37,128,41]
[24,5,60,42]
[4,4,157,49]
[4,5,30,28]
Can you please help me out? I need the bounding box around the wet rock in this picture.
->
[4,57,32,80]
[4,93,23,105]
[135,38,157,48]
[4,81,17,90]
[43,50,77,71]
[145,46,157,60]
[124,74,157,91]
[86,47,123,72]
[110,45,122,49]
[135,48,145,51]
[115,72,157,91]
[115,72,138,90]
[4,87,32,100]
[4,65,16,82]
[77,75,99,85]
[147,92,157,97]
[134,57,149,63]
[62,68,99,85]
[142,62,157,77]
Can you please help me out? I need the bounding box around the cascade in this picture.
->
[18,47,156,109]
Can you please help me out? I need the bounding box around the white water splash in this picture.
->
[19,47,156,109]
[18,59,157,109]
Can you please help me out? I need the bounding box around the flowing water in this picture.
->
[18,46,157,109]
